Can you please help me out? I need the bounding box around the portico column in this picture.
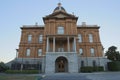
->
[53,37,55,52]
[67,37,70,52]
[74,37,76,52]
[46,37,49,52]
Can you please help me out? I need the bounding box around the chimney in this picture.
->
[82,22,86,27]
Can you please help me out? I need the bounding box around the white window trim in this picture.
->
[90,48,95,56]
[57,26,64,34]
[38,49,42,56]
[89,34,93,43]
[28,34,32,43]
[78,34,82,43]
[79,48,83,55]
[39,35,43,43]
[26,48,30,56]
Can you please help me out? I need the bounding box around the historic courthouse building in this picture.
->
[14,3,107,73]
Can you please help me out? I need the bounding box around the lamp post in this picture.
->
[39,61,41,74]
[16,49,18,59]
[15,49,18,70]
[20,50,23,72]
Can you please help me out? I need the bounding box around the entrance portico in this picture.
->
[45,35,78,73]
[45,52,78,73]
[46,36,77,53]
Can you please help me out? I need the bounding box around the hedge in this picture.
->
[81,66,93,73]
[5,70,39,74]
[107,61,120,71]
[80,66,104,73]
[93,66,104,71]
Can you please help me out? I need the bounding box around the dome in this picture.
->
[53,3,66,13]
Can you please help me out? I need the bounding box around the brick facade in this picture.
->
[13,3,107,73]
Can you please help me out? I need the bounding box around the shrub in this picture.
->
[5,70,39,74]
[80,66,93,73]
[80,66,104,73]
[93,66,104,71]
[107,61,120,71]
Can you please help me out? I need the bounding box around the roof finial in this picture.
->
[53,1,66,13]
[58,2,61,7]
[58,1,62,10]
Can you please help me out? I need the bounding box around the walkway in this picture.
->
[41,72,120,80]
[42,73,91,80]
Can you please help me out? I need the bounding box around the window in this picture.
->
[57,26,64,34]
[78,34,82,43]
[26,49,30,56]
[88,34,93,43]
[39,35,43,43]
[28,34,32,43]
[81,61,84,67]
[90,48,95,56]
[61,48,64,52]
[58,48,64,52]
[79,48,83,55]
[93,60,96,67]
[38,49,42,56]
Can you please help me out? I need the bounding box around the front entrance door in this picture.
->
[55,56,68,72]
[58,60,65,72]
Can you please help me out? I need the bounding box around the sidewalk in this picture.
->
[42,72,120,80]
[1,72,120,80]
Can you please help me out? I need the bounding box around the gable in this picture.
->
[45,11,76,18]
[54,13,68,18]
[43,11,78,23]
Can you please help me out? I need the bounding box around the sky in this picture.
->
[0,0,120,63]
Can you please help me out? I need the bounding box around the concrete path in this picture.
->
[42,73,91,80]
[86,72,120,80]
[1,72,120,80]
[41,72,120,80]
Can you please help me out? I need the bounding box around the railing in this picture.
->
[23,25,44,27]
[48,49,75,52]
[77,25,97,27]
[46,52,77,54]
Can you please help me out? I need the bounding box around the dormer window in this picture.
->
[57,26,64,34]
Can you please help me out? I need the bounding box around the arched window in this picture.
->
[28,34,32,43]
[39,35,43,43]
[81,61,84,67]
[26,48,30,56]
[90,48,95,56]
[57,26,64,34]
[88,34,93,43]
[79,48,83,55]
[78,34,82,43]
[38,49,42,56]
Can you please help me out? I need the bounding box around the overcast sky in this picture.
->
[0,0,120,63]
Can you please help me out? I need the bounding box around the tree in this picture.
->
[0,62,9,72]
[105,46,120,61]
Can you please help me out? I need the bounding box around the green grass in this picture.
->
[0,75,41,80]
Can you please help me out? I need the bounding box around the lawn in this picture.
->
[0,75,41,80]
